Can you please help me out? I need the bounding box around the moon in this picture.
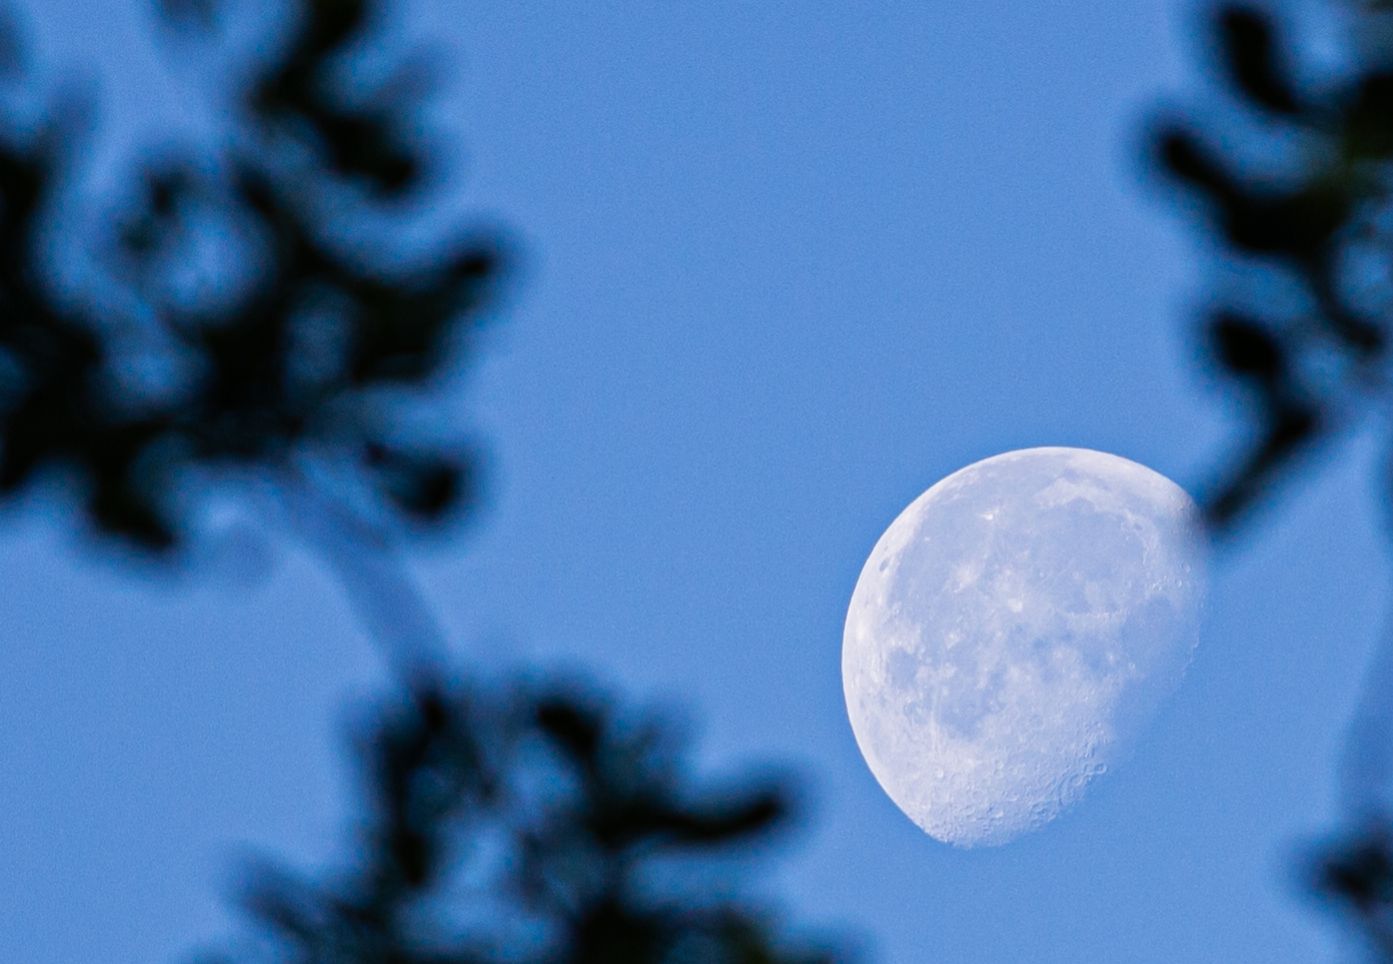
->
[842,447,1206,847]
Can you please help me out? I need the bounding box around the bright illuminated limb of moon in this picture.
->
[841,447,1206,847]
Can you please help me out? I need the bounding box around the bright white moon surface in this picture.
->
[842,447,1206,847]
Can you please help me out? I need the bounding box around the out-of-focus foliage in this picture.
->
[1313,826,1393,957]
[1156,1,1393,956]
[205,672,840,964]
[0,0,502,552]
[0,1,845,961]
[1153,0,1393,527]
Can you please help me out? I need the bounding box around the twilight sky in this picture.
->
[0,1,1386,961]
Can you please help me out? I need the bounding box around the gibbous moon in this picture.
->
[842,447,1205,847]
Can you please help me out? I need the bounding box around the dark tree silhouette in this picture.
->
[1153,0,1393,955]
[0,0,503,554]
[41,0,1393,957]
[209,672,833,963]
[0,1,842,961]
[1154,0,1393,529]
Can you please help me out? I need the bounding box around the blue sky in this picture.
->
[0,0,1387,960]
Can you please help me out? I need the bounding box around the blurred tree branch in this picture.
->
[1153,0,1393,528]
[0,0,503,555]
[203,672,838,963]
[1154,0,1393,956]
[0,1,846,960]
